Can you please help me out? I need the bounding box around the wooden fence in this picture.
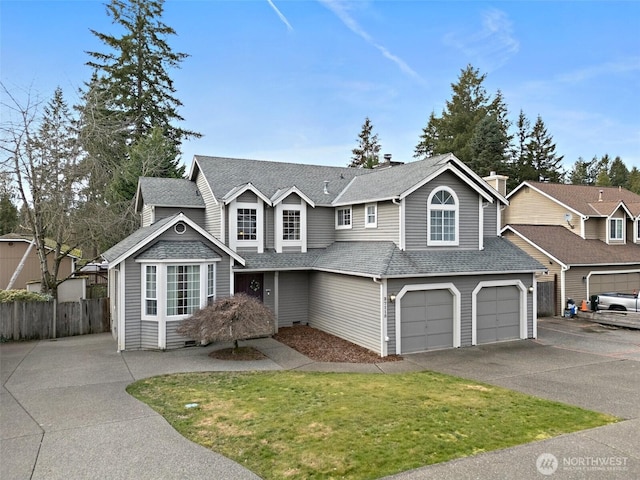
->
[0,298,110,341]
[536,281,556,317]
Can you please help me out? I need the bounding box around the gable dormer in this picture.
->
[224,184,271,253]
[271,187,315,253]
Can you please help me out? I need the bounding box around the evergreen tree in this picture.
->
[626,167,640,194]
[0,193,19,235]
[84,0,199,199]
[350,117,381,168]
[568,157,598,185]
[608,156,629,187]
[414,65,511,178]
[525,115,564,182]
[469,115,509,177]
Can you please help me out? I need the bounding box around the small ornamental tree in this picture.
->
[176,293,275,351]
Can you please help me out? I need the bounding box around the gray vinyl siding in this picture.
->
[265,205,274,249]
[263,272,275,312]
[405,172,480,250]
[155,207,205,227]
[308,272,381,354]
[308,207,335,248]
[335,201,399,243]
[166,320,187,349]
[386,273,534,355]
[216,259,231,298]
[483,202,498,236]
[123,256,142,350]
[278,272,309,327]
[196,173,221,237]
[141,320,158,349]
[585,218,603,240]
[238,191,257,203]
[141,205,154,227]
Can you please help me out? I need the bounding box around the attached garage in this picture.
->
[589,271,640,295]
[395,283,461,354]
[473,281,527,345]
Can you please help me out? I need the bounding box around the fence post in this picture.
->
[52,299,57,339]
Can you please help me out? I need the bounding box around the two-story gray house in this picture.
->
[102,153,545,356]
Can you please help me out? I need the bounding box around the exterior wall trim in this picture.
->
[394,282,462,354]
[471,279,528,345]
[585,268,640,299]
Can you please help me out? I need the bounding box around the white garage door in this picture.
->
[400,289,453,353]
[477,286,520,344]
[590,272,640,295]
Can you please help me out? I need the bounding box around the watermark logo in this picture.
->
[536,453,629,475]
[536,453,558,475]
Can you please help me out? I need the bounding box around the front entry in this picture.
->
[235,273,264,301]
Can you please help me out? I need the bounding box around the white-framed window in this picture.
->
[609,217,624,241]
[636,219,640,243]
[427,187,458,246]
[167,265,200,316]
[283,210,301,240]
[140,261,218,321]
[145,265,157,316]
[336,206,352,229]
[237,208,257,240]
[207,264,216,305]
[365,203,377,228]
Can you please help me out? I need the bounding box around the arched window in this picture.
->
[428,187,458,245]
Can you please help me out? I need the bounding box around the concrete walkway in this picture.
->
[1,317,639,479]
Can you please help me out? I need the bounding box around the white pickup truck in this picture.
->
[595,292,640,312]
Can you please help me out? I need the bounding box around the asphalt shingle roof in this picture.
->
[507,224,640,266]
[136,240,220,260]
[138,177,205,208]
[517,182,640,217]
[101,215,176,263]
[239,239,545,278]
[193,156,370,206]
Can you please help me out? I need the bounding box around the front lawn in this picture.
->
[127,371,616,479]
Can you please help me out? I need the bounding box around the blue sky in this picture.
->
[2,0,639,173]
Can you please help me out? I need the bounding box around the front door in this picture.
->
[235,273,264,301]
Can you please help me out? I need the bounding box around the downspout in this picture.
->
[373,277,388,357]
[560,265,569,316]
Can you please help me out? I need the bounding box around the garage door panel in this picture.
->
[400,289,454,353]
[591,273,640,295]
[476,285,521,345]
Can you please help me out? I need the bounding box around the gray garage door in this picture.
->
[590,272,640,295]
[400,289,453,353]
[477,286,520,344]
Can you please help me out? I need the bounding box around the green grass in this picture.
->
[127,371,616,479]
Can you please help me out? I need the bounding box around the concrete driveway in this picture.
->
[1,317,639,479]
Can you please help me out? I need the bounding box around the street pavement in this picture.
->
[1,316,639,479]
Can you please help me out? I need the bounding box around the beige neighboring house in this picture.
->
[0,233,80,290]
[500,182,640,315]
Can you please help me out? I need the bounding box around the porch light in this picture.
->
[528,286,534,293]
[389,293,396,303]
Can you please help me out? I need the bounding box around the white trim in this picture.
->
[222,182,272,206]
[427,186,459,246]
[229,257,235,295]
[117,264,126,352]
[399,198,406,250]
[501,226,565,270]
[471,280,528,345]
[229,200,264,253]
[394,283,461,355]
[607,216,624,243]
[274,271,279,331]
[635,218,640,243]
[478,195,484,250]
[271,186,316,208]
[379,278,388,357]
[335,206,353,229]
[365,203,377,229]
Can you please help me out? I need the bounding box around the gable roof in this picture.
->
[239,238,545,279]
[0,233,82,259]
[135,177,205,213]
[190,156,369,206]
[135,240,221,261]
[503,224,640,267]
[101,213,244,267]
[189,153,506,208]
[508,182,640,218]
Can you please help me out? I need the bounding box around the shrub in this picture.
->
[176,293,275,350]
[0,289,53,303]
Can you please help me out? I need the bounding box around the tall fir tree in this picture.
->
[0,173,19,235]
[414,65,511,177]
[568,157,598,185]
[626,167,640,194]
[83,0,199,200]
[468,115,509,177]
[608,156,629,187]
[350,117,381,168]
[524,115,564,183]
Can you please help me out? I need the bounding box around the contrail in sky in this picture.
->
[318,0,424,83]
[267,0,293,31]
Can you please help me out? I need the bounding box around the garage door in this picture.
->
[590,272,640,295]
[476,286,520,344]
[400,289,453,353]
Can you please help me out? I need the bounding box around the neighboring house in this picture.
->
[501,182,640,315]
[102,153,545,355]
[0,233,80,291]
